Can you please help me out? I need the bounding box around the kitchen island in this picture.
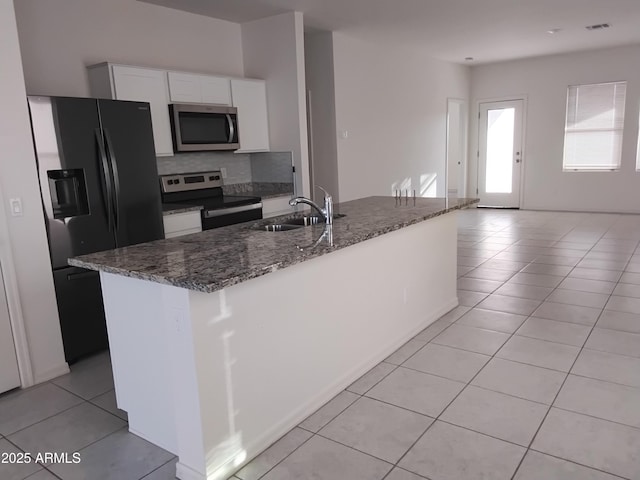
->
[70,196,477,480]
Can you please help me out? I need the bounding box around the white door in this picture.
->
[0,264,20,393]
[446,99,467,197]
[478,100,524,207]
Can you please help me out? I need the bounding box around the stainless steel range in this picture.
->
[160,171,262,229]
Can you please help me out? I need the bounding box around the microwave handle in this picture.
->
[226,114,234,143]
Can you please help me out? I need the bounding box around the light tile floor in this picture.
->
[2,208,640,479]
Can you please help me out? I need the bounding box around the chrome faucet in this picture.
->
[289,186,333,225]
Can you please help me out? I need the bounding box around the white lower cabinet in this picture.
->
[163,211,202,238]
[262,196,293,218]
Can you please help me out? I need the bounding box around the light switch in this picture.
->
[9,198,23,217]
[220,168,228,179]
[339,130,349,139]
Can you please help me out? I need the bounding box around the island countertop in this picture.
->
[69,196,478,293]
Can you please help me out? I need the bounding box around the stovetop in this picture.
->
[160,171,261,212]
[173,194,262,211]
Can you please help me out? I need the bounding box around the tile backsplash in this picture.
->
[156,152,252,184]
[250,152,293,183]
[157,151,294,186]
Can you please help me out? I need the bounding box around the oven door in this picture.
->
[169,104,239,152]
[202,203,262,229]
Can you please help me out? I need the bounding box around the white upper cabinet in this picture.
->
[88,64,174,156]
[88,63,271,155]
[167,72,231,106]
[200,76,232,105]
[166,72,200,103]
[231,79,270,153]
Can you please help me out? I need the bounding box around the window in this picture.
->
[563,81,626,171]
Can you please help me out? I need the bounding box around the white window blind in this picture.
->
[563,81,626,171]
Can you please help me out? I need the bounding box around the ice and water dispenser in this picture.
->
[46,169,89,219]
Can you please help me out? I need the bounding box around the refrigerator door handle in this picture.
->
[95,129,114,232]
[103,129,121,232]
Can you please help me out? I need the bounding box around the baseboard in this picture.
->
[229,296,459,477]
[129,426,177,456]
[33,362,70,384]
[176,462,205,480]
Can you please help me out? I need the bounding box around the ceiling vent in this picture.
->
[585,23,611,31]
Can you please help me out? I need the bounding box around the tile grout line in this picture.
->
[508,219,632,480]
[525,448,630,480]
[503,216,602,480]
[390,222,562,477]
[465,213,630,479]
[246,212,639,480]
[254,297,477,479]
[1,383,88,438]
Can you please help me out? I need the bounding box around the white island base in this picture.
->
[100,212,458,480]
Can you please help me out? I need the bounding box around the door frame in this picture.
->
[446,98,468,197]
[0,187,34,388]
[472,95,528,208]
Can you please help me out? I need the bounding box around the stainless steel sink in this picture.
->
[253,213,346,232]
[262,224,304,232]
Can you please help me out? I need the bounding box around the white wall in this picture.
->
[305,32,340,203]
[241,12,310,198]
[331,34,471,202]
[471,44,640,213]
[14,0,244,97]
[0,0,68,385]
[4,0,246,384]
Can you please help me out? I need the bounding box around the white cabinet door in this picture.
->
[111,66,174,156]
[200,76,231,105]
[231,79,270,152]
[167,72,202,103]
[0,266,20,393]
[168,72,231,105]
[163,211,202,238]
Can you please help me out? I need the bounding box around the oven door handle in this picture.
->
[204,203,262,218]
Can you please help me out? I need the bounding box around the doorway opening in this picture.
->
[477,99,524,208]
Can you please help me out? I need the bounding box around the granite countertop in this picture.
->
[162,204,204,215]
[70,196,478,293]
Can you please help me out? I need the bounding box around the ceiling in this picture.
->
[140,0,640,64]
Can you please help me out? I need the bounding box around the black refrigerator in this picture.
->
[27,96,164,363]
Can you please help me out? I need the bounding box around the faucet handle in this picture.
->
[314,185,333,225]
[314,185,332,199]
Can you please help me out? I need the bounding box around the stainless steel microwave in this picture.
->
[169,104,239,152]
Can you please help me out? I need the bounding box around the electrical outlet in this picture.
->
[220,168,228,179]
